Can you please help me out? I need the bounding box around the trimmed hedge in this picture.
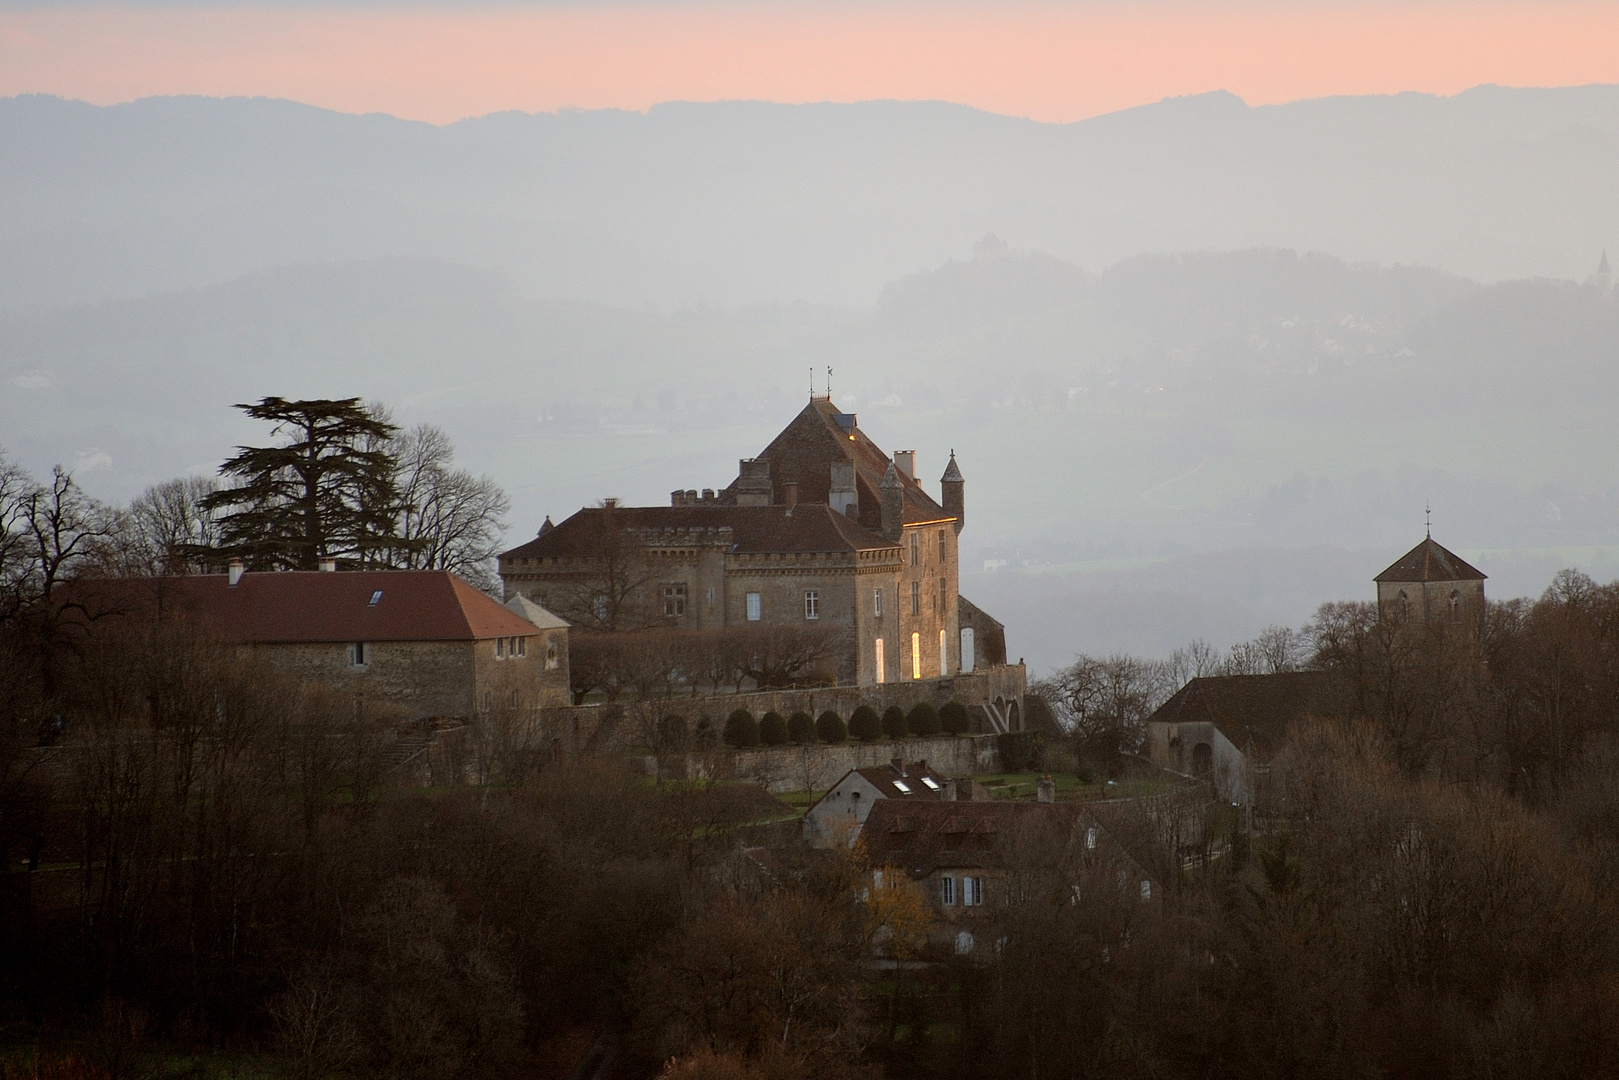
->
[815,710,848,744]
[881,705,908,739]
[940,700,970,736]
[849,705,883,742]
[788,711,816,744]
[657,714,688,752]
[907,701,941,737]
[724,709,760,748]
[759,711,789,747]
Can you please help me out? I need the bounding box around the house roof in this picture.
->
[1374,537,1487,583]
[723,398,953,529]
[1146,671,1335,761]
[500,502,897,561]
[74,570,540,644]
[862,800,1087,876]
[805,761,947,819]
[504,593,570,630]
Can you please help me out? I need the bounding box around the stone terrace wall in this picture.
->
[708,663,1026,732]
[648,735,999,794]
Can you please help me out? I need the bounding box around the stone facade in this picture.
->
[1373,535,1487,629]
[499,397,1000,689]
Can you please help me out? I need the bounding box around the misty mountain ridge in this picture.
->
[8,83,1619,311]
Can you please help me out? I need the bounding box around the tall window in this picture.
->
[939,628,948,677]
[874,588,883,618]
[351,641,367,666]
[804,590,819,619]
[938,529,947,560]
[495,637,506,658]
[941,876,956,905]
[911,582,920,615]
[911,632,921,680]
[746,592,762,621]
[663,583,687,617]
[937,577,945,613]
[513,636,526,657]
[910,533,919,566]
[546,642,560,670]
[875,638,885,683]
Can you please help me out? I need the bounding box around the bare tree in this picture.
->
[388,423,510,593]
[543,508,663,631]
[125,475,223,575]
[1038,653,1173,756]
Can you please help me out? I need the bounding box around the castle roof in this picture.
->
[1374,537,1487,583]
[70,570,540,644]
[501,503,897,561]
[723,397,953,530]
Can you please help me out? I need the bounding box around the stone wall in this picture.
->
[692,662,1027,732]
[648,734,999,794]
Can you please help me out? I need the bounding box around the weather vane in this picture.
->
[826,366,833,400]
[1426,500,1431,538]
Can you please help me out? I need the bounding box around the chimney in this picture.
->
[829,460,857,516]
[318,558,338,573]
[893,450,916,480]
[228,560,245,587]
[735,458,772,506]
[783,482,798,509]
[891,758,906,776]
[603,497,619,509]
[1037,775,1056,804]
[880,463,904,542]
[940,450,965,535]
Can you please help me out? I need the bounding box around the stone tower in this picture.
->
[1374,534,1486,627]
[940,451,964,535]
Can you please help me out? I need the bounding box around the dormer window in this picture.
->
[892,780,912,794]
[921,776,941,792]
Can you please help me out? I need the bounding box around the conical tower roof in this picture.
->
[1374,537,1486,583]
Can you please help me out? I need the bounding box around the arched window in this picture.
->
[1449,590,1460,620]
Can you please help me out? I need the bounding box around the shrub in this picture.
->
[788,711,816,744]
[815,710,847,744]
[759,710,789,746]
[939,700,970,736]
[882,705,909,739]
[692,716,717,750]
[849,705,882,742]
[724,709,760,748]
[908,701,941,737]
[657,714,689,753]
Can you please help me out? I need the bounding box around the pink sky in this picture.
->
[4,2,1619,124]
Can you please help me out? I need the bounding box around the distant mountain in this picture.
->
[6,86,1619,310]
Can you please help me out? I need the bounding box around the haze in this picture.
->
[5,3,1619,673]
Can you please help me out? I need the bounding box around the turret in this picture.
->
[940,451,964,535]
[880,463,904,542]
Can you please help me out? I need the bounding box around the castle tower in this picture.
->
[940,451,964,535]
[1374,534,1486,628]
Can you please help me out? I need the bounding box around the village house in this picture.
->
[802,758,952,846]
[861,800,1158,954]
[78,566,571,721]
[499,395,1010,688]
[1144,671,1334,804]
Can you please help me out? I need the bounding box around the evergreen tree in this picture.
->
[815,710,847,744]
[200,398,407,570]
[882,705,909,739]
[759,711,789,746]
[907,701,941,737]
[849,705,882,742]
[788,711,816,744]
[724,709,760,748]
[939,700,970,736]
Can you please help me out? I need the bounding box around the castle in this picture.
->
[498,397,1007,687]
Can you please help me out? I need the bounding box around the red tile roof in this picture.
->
[76,570,541,643]
[1374,537,1487,583]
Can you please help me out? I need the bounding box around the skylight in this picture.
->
[921,777,942,791]
[369,590,383,606]
[892,780,912,794]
